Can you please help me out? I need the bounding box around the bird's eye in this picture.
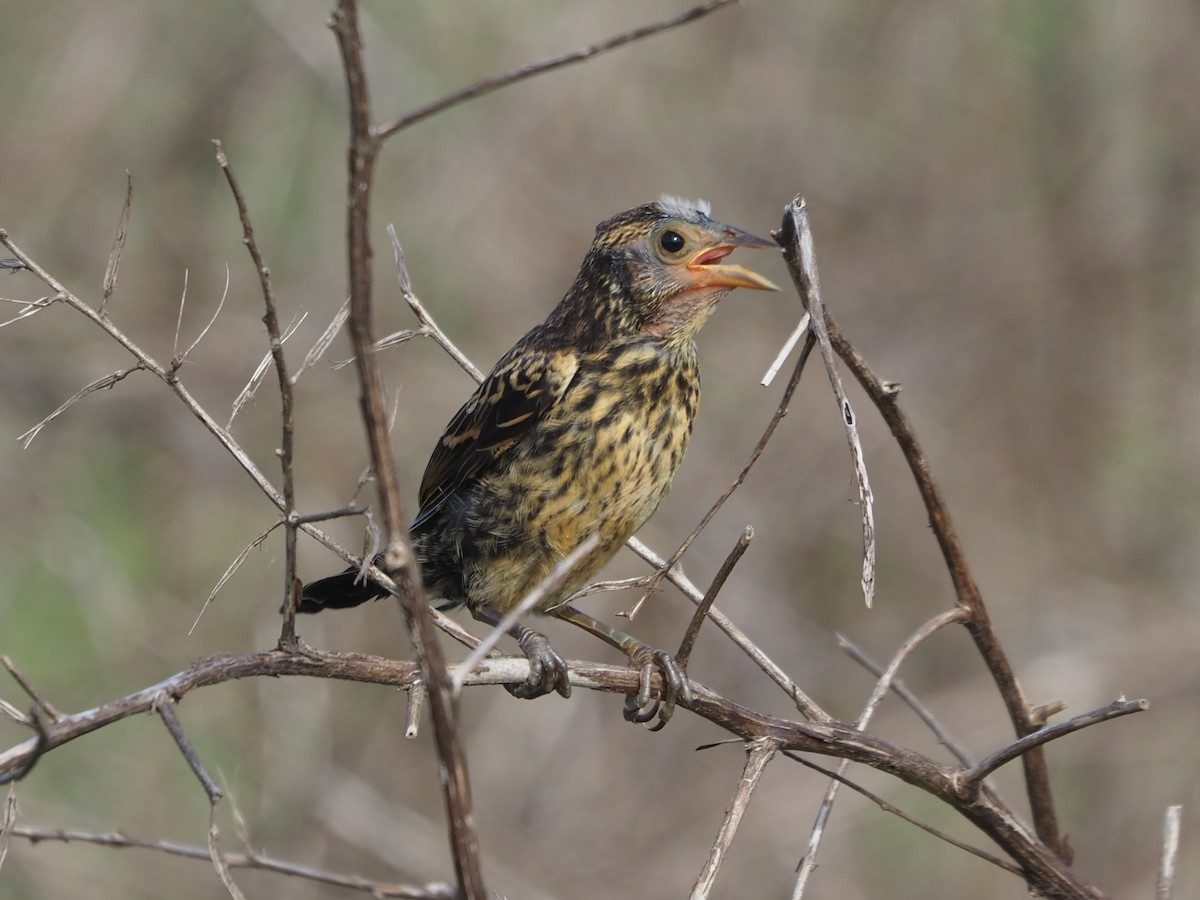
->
[659,230,686,254]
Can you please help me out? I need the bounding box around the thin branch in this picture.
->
[822,305,1069,859]
[792,608,967,899]
[155,697,222,804]
[330,3,484,896]
[386,224,483,381]
[783,752,1022,876]
[293,296,350,383]
[10,825,456,898]
[961,698,1149,790]
[99,170,133,316]
[0,786,15,873]
[191,521,282,634]
[178,265,232,364]
[454,534,600,693]
[0,293,56,329]
[1157,805,1182,900]
[690,739,778,899]
[404,679,426,739]
[837,632,977,768]
[17,365,144,448]
[762,311,810,386]
[373,0,736,140]
[2,657,63,723]
[676,527,754,671]
[776,197,875,608]
[226,312,306,429]
[208,805,246,900]
[212,138,302,645]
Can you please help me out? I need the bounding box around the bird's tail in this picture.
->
[297,565,384,614]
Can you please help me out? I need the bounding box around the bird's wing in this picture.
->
[413,346,579,529]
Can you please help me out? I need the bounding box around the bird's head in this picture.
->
[555,196,779,347]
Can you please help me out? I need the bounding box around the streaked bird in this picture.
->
[300,196,777,719]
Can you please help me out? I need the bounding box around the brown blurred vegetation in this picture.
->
[1,2,1198,897]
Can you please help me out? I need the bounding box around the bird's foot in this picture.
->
[507,627,572,699]
[622,641,692,730]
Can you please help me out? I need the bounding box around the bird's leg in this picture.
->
[550,605,692,727]
[469,607,572,699]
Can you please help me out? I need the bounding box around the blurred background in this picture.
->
[1,1,1197,897]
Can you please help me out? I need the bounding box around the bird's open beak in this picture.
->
[686,227,779,292]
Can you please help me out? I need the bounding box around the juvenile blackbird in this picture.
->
[300,197,777,715]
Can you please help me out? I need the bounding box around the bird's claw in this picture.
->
[507,628,572,699]
[622,643,691,729]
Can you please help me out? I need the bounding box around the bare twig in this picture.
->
[783,752,1022,876]
[0,786,16,872]
[2,657,63,723]
[386,224,484,381]
[155,697,222,804]
[191,521,282,634]
[177,265,232,365]
[373,0,736,140]
[454,535,600,693]
[330,3,484,895]
[405,679,426,739]
[213,138,303,645]
[793,609,967,899]
[10,825,456,898]
[1157,805,1182,900]
[761,311,810,387]
[0,292,56,328]
[691,739,778,899]
[0,699,28,726]
[208,806,246,900]
[676,527,754,671]
[293,297,350,383]
[776,197,875,608]
[17,365,144,448]
[961,698,1149,790]
[226,312,306,428]
[99,170,133,316]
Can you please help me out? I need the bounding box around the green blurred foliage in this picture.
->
[1,1,1198,897]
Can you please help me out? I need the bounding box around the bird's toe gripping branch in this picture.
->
[507,623,573,700]
[622,641,692,729]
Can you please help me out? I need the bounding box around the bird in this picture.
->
[299,196,777,720]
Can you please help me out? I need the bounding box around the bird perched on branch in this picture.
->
[300,196,777,719]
